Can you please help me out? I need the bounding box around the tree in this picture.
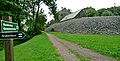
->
[101,10,114,16]
[82,7,96,17]
[107,6,120,16]
[96,6,120,16]
[31,0,58,34]
[96,8,106,16]
[0,0,29,31]
[35,9,47,34]
[0,0,59,35]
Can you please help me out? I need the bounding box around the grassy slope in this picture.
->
[51,32,120,60]
[0,33,63,61]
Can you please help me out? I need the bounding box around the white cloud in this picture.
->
[57,0,120,11]
[41,4,54,23]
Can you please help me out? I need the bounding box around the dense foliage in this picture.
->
[82,7,96,17]
[96,6,120,16]
[101,10,114,16]
[0,0,58,34]
[0,0,58,50]
[82,6,120,17]
[51,32,120,60]
[34,9,47,34]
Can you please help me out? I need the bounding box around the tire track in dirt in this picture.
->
[56,36,116,61]
[47,33,79,61]
[47,33,116,61]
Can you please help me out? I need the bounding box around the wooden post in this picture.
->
[4,39,14,61]
[3,16,14,61]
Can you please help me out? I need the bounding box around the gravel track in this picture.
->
[47,33,79,61]
[47,33,116,61]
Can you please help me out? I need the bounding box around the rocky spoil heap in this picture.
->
[45,16,120,34]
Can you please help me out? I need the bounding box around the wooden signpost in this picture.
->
[0,16,26,61]
[3,16,14,61]
[0,32,26,39]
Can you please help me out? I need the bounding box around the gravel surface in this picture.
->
[45,16,120,34]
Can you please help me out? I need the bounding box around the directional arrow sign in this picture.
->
[0,32,26,40]
[0,20,19,32]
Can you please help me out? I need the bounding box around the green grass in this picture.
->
[0,33,63,61]
[51,32,120,60]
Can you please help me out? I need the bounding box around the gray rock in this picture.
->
[45,16,120,35]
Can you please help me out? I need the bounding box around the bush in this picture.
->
[101,10,114,16]
[83,7,96,17]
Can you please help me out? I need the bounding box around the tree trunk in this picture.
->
[34,0,41,34]
[32,3,35,21]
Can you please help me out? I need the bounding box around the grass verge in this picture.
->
[0,33,63,61]
[51,32,120,60]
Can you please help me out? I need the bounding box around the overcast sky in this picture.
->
[41,0,120,22]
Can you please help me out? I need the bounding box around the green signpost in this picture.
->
[0,17,26,61]
[1,20,19,32]
[0,20,26,40]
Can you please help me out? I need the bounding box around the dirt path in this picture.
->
[47,33,79,61]
[47,33,116,61]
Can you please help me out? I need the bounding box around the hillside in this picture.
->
[46,16,120,34]
[0,33,63,61]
